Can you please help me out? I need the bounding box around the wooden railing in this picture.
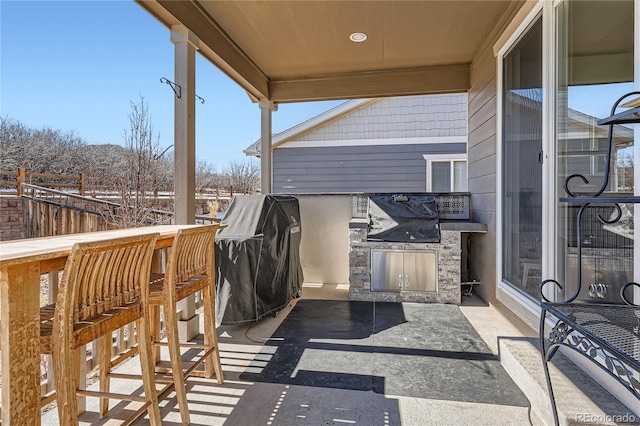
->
[21,184,175,237]
[21,184,219,237]
[1,168,248,200]
[0,168,87,195]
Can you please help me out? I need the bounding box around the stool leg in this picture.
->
[77,346,88,414]
[164,299,191,425]
[150,304,161,363]
[99,333,112,418]
[203,284,224,383]
[137,317,163,425]
[51,329,80,425]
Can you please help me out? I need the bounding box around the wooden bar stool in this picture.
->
[39,233,162,425]
[148,224,225,425]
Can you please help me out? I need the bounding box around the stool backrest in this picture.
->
[165,225,218,288]
[57,233,159,325]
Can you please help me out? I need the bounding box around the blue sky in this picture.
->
[568,83,636,120]
[1,1,344,170]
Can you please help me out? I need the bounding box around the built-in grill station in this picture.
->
[349,193,486,304]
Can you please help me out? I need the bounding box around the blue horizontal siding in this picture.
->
[273,143,465,193]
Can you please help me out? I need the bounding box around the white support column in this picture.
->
[171,26,199,341]
[171,25,199,225]
[259,99,277,194]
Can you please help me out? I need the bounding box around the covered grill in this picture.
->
[215,194,303,325]
[368,194,440,243]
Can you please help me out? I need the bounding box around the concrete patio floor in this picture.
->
[41,283,634,425]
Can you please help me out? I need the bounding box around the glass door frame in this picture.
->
[496,0,556,310]
[635,0,640,300]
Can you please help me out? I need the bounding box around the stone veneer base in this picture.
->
[348,227,462,305]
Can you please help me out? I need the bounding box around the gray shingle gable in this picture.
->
[296,93,467,142]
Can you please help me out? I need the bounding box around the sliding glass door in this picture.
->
[502,18,543,298]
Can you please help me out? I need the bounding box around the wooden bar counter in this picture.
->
[0,225,203,425]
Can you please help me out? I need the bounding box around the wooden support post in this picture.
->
[17,167,25,196]
[79,173,85,196]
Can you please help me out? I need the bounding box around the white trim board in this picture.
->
[494,1,544,57]
[498,280,542,321]
[422,153,467,160]
[278,136,467,149]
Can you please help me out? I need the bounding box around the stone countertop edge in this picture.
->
[348,219,487,233]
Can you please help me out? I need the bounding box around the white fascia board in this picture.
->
[494,1,543,57]
[243,147,260,157]
[279,135,467,149]
[243,98,375,153]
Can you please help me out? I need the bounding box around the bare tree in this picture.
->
[0,117,31,173]
[225,159,260,194]
[0,116,86,177]
[195,159,219,194]
[153,153,174,194]
[616,150,634,192]
[110,95,164,227]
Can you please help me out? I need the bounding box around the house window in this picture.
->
[424,154,468,192]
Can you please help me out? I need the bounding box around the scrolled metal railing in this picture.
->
[538,91,640,426]
[540,90,640,305]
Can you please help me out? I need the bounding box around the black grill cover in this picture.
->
[368,195,440,242]
[215,194,303,325]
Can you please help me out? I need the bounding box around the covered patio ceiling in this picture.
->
[136,0,525,103]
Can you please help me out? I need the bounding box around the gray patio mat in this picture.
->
[240,300,530,407]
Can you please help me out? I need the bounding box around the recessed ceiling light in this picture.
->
[349,32,367,43]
